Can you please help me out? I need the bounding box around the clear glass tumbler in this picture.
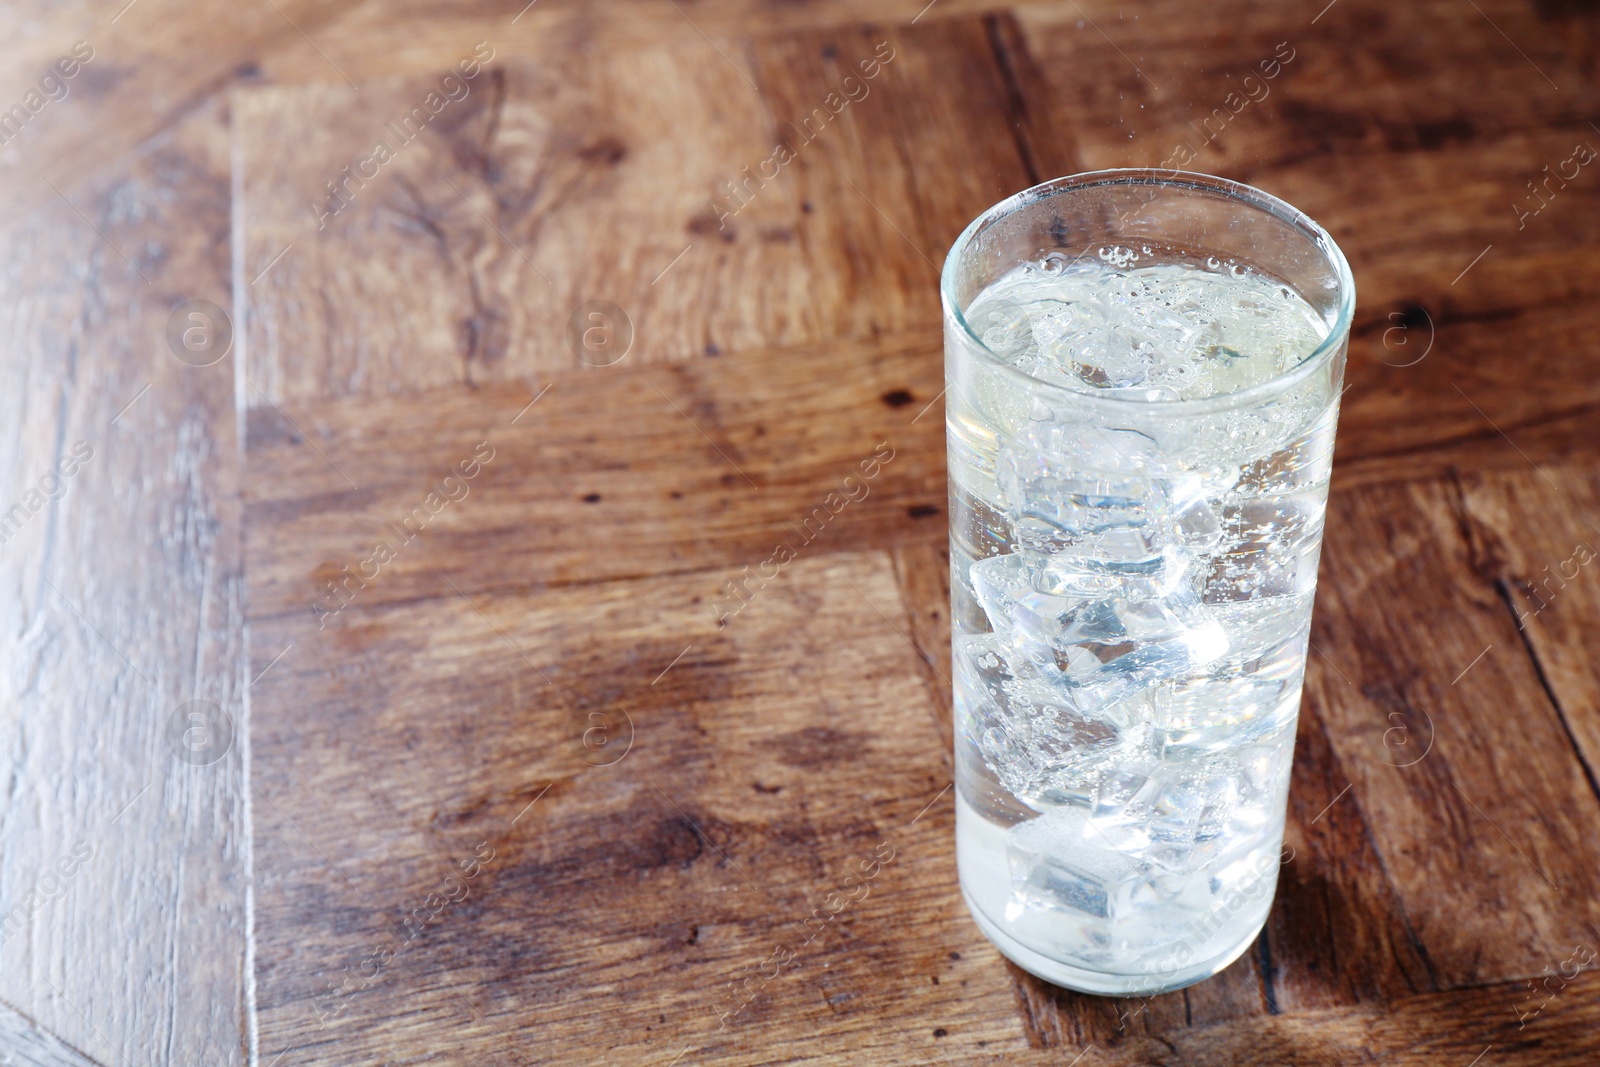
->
[944,170,1354,995]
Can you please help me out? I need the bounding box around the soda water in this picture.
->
[949,248,1339,993]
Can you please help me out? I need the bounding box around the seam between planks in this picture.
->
[1447,467,1600,812]
[233,106,263,1067]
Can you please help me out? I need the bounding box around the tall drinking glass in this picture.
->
[944,170,1354,995]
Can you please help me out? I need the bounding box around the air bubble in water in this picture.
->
[1099,246,1139,268]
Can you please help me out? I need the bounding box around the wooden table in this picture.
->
[2,0,1598,1063]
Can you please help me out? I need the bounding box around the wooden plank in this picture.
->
[0,999,103,1067]
[233,4,1600,492]
[1306,475,1600,989]
[234,48,792,398]
[241,0,1011,85]
[246,549,1032,1064]
[235,17,1035,403]
[0,0,1594,1061]
[889,542,956,770]
[0,0,356,219]
[1457,463,1600,807]
[1331,399,1600,493]
[1002,951,1264,1051]
[1268,697,1437,1010]
[981,968,1600,1065]
[981,9,1085,183]
[1016,0,1588,172]
[242,330,945,620]
[0,103,248,1062]
[233,11,1600,1058]
[0,0,1047,223]
[743,18,1026,341]
[1142,969,1600,1066]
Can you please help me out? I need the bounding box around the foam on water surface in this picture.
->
[966,247,1330,402]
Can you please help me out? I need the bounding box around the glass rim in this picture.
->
[939,168,1357,415]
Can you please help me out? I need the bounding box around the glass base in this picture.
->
[961,886,1264,997]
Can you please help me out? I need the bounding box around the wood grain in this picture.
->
[0,0,353,219]
[234,17,1044,405]
[241,330,945,621]
[235,48,792,397]
[246,550,1018,1066]
[3,0,1600,1061]
[1307,476,1600,987]
[1458,463,1600,811]
[1268,694,1438,1011]
[0,998,101,1067]
[889,541,957,769]
[232,4,1600,1063]
[0,102,248,1064]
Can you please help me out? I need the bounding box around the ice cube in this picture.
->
[1210,847,1282,903]
[1054,587,1229,688]
[970,552,1228,715]
[955,635,1126,803]
[996,446,1226,588]
[1092,768,1153,816]
[1085,770,1157,853]
[1234,722,1297,813]
[1145,780,1210,844]
[1034,556,1124,599]
[969,551,1041,610]
[949,483,1014,564]
[1042,549,1190,603]
[1202,596,1313,666]
[969,553,1095,653]
[1233,414,1336,498]
[1084,769,1210,867]
[1027,422,1162,470]
[1174,494,1224,552]
[1153,778,1246,873]
[1151,672,1298,754]
[1153,603,1310,752]
[1075,329,1150,389]
[949,558,992,640]
[1156,731,1296,872]
[1006,806,1140,921]
[1030,769,1104,810]
[968,552,1139,633]
[996,452,1170,563]
[1026,301,1079,353]
[1195,776,1241,843]
[1206,493,1326,601]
